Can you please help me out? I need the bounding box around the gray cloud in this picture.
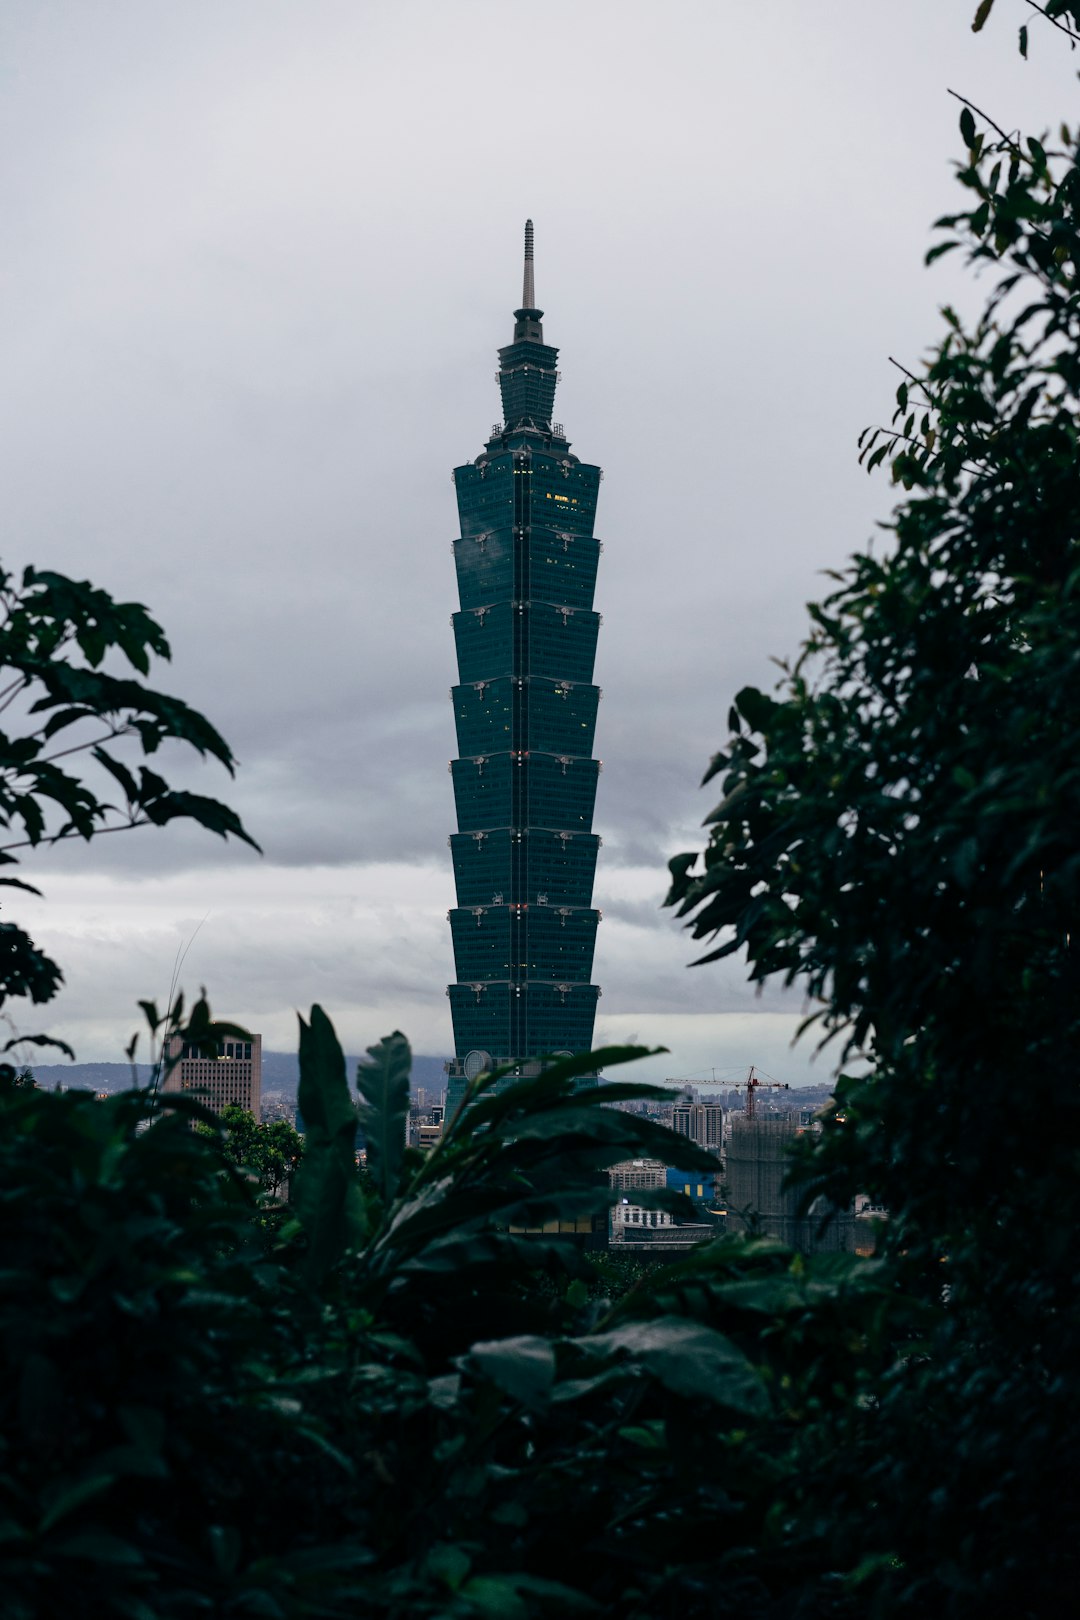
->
[1,1,1072,1058]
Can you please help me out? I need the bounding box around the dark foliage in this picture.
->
[0,1018,895,1619]
[667,37,1080,1617]
[0,563,257,1051]
[7,11,1080,1617]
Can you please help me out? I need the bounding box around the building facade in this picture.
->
[725,1114,855,1253]
[163,1032,262,1117]
[672,1102,724,1151]
[608,1159,668,1193]
[446,222,603,1114]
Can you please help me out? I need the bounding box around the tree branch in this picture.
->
[0,675,28,714]
[1024,0,1080,44]
[947,87,1017,149]
[0,815,149,856]
[39,726,126,766]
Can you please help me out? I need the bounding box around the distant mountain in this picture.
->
[23,1060,153,1092]
[27,1052,452,1099]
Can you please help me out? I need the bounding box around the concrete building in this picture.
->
[611,1203,675,1238]
[608,1159,667,1192]
[725,1114,855,1253]
[607,1158,720,1249]
[672,1102,724,1152]
[163,1032,262,1118]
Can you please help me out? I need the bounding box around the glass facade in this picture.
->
[446,233,603,1113]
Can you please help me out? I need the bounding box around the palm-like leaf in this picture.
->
[292,1004,368,1281]
[355,1029,411,1207]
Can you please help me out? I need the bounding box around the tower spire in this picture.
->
[522,218,535,311]
[511,219,544,344]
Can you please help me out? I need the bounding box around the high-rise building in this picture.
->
[672,1102,724,1151]
[163,1033,262,1118]
[725,1114,855,1253]
[445,222,603,1114]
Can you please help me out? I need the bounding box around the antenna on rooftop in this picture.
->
[522,218,535,310]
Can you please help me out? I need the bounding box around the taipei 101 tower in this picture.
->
[445,222,603,1115]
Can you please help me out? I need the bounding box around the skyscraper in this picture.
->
[445,223,603,1115]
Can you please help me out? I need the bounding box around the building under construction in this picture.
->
[725,1114,855,1253]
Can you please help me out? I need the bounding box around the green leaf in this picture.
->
[292,1005,368,1280]
[461,1578,529,1620]
[971,0,996,33]
[425,1542,471,1590]
[582,1317,769,1416]
[39,1473,116,1532]
[0,877,44,896]
[468,1335,556,1404]
[960,106,977,147]
[355,1030,411,1206]
[1,1032,76,1059]
[48,1530,143,1566]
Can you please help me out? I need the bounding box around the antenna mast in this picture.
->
[522,218,535,310]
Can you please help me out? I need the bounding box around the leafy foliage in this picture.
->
[0,1015,892,1620]
[667,67,1080,1618]
[11,14,1080,1619]
[197,1104,304,1200]
[355,1029,411,1207]
[292,1004,370,1280]
[0,563,257,1046]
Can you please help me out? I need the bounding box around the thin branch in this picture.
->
[946,88,1017,150]
[0,816,149,856]
[888,356,939,406]
[39,726,126,766]
[1024,0,1080,44]
[862,424,987,479]
[0,675,28,714]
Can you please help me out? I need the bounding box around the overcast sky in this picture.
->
[1,0,1073,1083]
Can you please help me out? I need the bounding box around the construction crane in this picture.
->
[729,1065,790,1120]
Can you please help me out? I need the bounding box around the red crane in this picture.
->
[729,1065,790,1119]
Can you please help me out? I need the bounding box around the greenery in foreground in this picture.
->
[4,6,1080,1615]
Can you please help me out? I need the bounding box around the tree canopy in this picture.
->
[667,23,1080,1613]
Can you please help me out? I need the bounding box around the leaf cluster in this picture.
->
[0,564,257,1047]
[0,1008,912,1619]
[666,74,1080,1616]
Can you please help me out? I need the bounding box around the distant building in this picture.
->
[608,1159,667,1192]
[672,1102,723,1152]
[725,1114,854,1253]
[665,1164,719,1206]
[260,1094,295,1126]
[611,1203,675,1237]
[608,1158,718,1247]
[163,1032,262,1118]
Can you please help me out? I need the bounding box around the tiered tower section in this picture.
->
[446,222,602,1112]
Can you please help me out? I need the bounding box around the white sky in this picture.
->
[1,0,1073,1081]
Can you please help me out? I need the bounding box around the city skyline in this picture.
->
[1,3,1073,1082]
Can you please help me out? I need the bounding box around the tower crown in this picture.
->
[500,218,559,430]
